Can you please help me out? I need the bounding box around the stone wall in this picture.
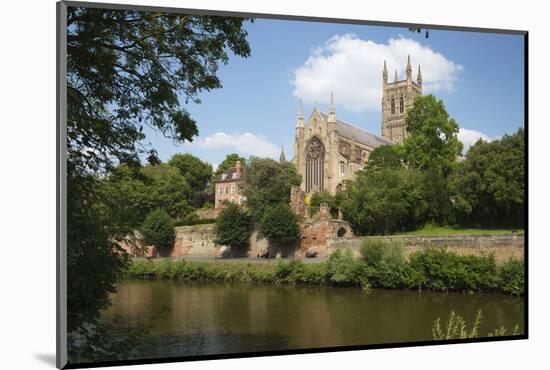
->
[327,234,525,262]
[119,224,220,258]
[120,222,523,262]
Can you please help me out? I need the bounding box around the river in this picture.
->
[103,280,524,359]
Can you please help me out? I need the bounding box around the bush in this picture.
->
[214,203,252,251]
[310,191,342,217]
[326,249,367,288]
[360,239,407,288]
[140,209,176,255]
[499,259,524,295]
[407,247,498,292]
[260,203,300,246]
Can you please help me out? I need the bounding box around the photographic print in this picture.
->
[57,1,526,368]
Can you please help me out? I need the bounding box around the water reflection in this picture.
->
[103,281,524,359]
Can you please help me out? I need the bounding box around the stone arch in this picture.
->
[337,227,347,238]
[306,136,325,193]
[336,183,343,195]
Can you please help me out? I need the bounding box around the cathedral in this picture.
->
[292,56,423,195]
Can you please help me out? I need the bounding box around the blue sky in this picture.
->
[143,18,525,168]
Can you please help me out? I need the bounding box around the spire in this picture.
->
[417,65,422,85]
[328,92,336,123]
[394,70,398,82]
[279,146,286,163]
[406,55,412,80]
[296,99,304,128]
[383,60,388,84]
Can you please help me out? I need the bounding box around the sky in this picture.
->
[143,17,525,168]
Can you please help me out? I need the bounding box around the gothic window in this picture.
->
[339,161,345,176]
[391,97,395,115]
[306,137,325,193]
[400,94,404,113]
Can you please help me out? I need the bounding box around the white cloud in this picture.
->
[195,132,280,159]
[292,34,462,112]
[458,128,495,153]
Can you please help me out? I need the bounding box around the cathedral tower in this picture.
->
[381,56,423,143]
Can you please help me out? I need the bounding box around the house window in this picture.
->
[225,186,229,194]
[231,185,235,194]
[218,186,222,195]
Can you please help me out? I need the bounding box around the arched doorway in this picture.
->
[306,137,325,193]
[337,227,347,238]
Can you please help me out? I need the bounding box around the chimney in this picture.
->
[235,160,242,178]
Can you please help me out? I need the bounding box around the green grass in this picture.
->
[398,224,523,236]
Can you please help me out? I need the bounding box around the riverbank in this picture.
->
[125,244,524,296]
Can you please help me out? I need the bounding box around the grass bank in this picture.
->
[125,240,524,296]
[398,224,524,236]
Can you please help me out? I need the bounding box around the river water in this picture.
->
[103,280,524,359]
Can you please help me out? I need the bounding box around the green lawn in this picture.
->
[398,224,524,236]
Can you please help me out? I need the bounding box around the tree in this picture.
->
[67,8,252,175]
[340,167,427,235]
[100,163,193,232]
[404,95,463,177]
[214,203,253,251]
[67,180,128,333]
[451,128,524,227]
[214,153,246,178]
[240,157,302,221]
[140,209,176,256]
[66,7,252,331]
[168,153,213,194]
[260,203,300,247]
[365,144,405,170]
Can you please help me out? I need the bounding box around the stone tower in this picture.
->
[381,56,423,143]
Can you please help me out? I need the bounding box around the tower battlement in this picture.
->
[381,56,423,143]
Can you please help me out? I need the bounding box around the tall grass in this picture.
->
[432,310,520,340]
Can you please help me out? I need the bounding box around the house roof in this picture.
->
[319,112,392,148]
[214,166,245,183]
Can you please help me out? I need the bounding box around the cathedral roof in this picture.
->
[319,113,392,148]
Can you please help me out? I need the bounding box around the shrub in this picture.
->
[499,259,524,296]
[407,247,498,292]
[326,249,367,287]
[260,203,300,247]
[214,203,252,251]
[140,209,176,255]
[360,239,406,288]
